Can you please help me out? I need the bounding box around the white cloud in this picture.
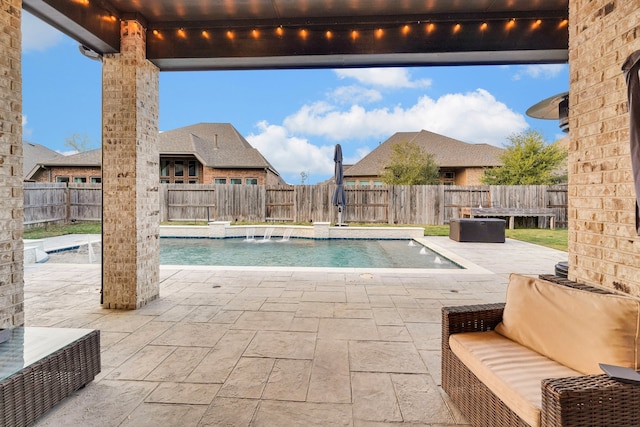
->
[247,121,335,177]
[22,114,33,139]
[283,89,528,146]
[329,85,382,104]
[22,11,64,52]
[512,64,566,80]
[334,68,432,88]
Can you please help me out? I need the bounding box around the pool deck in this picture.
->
[25,236,567,426]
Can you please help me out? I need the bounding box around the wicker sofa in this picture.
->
[442,274,640,427]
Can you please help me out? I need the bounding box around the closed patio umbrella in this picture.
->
[623,50,640,235]
[332,144,346,226]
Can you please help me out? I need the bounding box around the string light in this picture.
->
[150,17,566,45]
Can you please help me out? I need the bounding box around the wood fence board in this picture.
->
[25,183,568,228]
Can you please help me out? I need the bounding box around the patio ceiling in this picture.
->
[23,0,568,71]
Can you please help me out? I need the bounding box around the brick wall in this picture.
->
[202,167,270,184]
[568,0,640,295]
[102,19,160,309]
[31,166,101,183]
[0,0,24,327]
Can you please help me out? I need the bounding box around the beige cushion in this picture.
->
[495,273,640,374]
[449,331,582,427]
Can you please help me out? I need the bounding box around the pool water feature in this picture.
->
[159,238,462,269]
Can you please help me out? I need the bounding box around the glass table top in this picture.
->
[0,327,96,381]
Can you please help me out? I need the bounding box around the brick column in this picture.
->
[0,0,24,327]
[102,19,160,309]
[568,0,640,295]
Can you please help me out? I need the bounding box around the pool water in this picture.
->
[159,238,462,269]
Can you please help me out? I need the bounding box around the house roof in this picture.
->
[159,123,279,173]
[24,123,281,179]
[22,141,62,179]
[345,130,504,177]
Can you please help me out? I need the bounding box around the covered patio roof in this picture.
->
[23,0,568,71]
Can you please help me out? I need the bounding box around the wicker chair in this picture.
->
[441,276,640,427]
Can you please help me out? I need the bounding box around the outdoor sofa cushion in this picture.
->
[449,330,582,427]
[495,273,640,375]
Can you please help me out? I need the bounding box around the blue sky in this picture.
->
[22,12,568,185]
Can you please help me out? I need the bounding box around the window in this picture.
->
[188,180,199,184]
[230,178,242,185]
[373,180,384,186]
[443,171,455,180]
[175,180,184,184]
[74,177,87,183]
[246,178,258,185]
[214,178,227,184]
[358,180,370,187]
[160,179,170,184]
[174,161,184,177]
[56,176,69,183]
[188,160,198,177]
[90,177,101,183]
[160,160,170,177]
[345,180,356,186]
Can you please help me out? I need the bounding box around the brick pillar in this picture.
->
[102,19,160,309]
[0,0,24,327]
[568,0,640,295]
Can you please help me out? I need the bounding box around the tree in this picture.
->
[481,130,568,185]
[300,171,309,185]
[381,141,440,185]
[64,133,94,152]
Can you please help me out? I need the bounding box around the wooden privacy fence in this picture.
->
[24,183,568,227]
[24,183,101,227]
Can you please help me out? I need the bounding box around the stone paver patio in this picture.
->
[26,236,567,426]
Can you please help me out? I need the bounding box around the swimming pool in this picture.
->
[159,238,462,269]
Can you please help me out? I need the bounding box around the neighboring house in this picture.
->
[344,130,505,186]
[25,123,286,186]
[22,141,62,180]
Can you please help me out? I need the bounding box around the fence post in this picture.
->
[65,184,70,224]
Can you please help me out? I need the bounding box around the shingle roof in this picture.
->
[23,141,62,178]
[26,123,281,177]
[345,130,504,177]
[37,148,102,167]
[159,123,278,173]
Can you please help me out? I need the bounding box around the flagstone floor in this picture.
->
[26,236,567,426]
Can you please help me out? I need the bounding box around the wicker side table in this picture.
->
[0,328,101,427]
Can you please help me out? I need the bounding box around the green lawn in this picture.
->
[24,222,568,252]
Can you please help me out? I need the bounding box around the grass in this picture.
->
[24,222,101,239]
[23,221,568,252]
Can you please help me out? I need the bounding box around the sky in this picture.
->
[22,11,569,185]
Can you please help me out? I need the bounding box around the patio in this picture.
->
[25,236,566,426]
